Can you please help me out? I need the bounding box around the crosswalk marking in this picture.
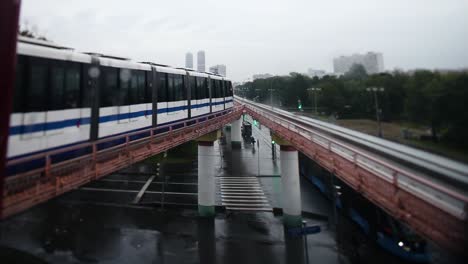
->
[217,177,272,212]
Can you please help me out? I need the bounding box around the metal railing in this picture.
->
[237,97,468,220]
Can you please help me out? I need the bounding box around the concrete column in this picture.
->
[280,145,302,227]
[272,133,302,228]
[196,130,221,217]
[231,117,242,149]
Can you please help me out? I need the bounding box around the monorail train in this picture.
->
[6,36,233,174]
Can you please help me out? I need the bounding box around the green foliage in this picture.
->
[345,64,368,80]
[235,70,468,147]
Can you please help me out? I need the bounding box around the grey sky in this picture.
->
[21,0,468,81]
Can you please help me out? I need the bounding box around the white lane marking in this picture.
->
[218,176,272,212]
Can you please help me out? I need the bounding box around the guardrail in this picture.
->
[236,96,467,254]
[2,106,243,218]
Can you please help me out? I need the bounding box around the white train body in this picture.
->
[6,37,233,174]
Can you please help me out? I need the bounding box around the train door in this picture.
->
[129,70,146,123]
[186,73,192,119]
[87,56,100,141]
[208,76,212,114]
[45,59,66,137]
[156,72,168,125]
[151,67,158,127]
[222,80,226,110]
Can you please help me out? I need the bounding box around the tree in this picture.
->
[345,64,368,80]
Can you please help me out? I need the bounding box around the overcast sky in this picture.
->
[21,0,468,81]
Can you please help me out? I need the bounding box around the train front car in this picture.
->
[210,74,225,113]
[97,57,153,140]
[155,67,188,126]
[188,71,210,118]
[224,78,234,109]
[7,38,93,174]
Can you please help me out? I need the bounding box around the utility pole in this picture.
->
[269,88,274,109]
[366,87,384,138]
[269,77,274,109]
[307,88,321,116]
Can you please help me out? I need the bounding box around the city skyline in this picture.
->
[333,52,384,75]
[19,0,468,82]
[209,64,227,76]
[185,52,193,69]
[197,50,205,72]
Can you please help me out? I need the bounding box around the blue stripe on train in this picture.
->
[6,110,230,176]
[9,100,232,135]
[9,117,91,135]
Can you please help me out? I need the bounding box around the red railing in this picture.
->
[241,100,467,255]
[2,107,243,218]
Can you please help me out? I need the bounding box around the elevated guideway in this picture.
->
[235,96,468,254]
[1,107,243,219]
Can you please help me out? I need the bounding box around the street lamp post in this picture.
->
[268,88,274,109]
[366,87,384,138]
[269,77,275,109]
[307,87,321,115]
[254,88,261,102]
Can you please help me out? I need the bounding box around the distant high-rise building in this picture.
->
[209,64,227,76]
[197,50,205,72]
[307,69,327,78]
[333,52,384,74]
[185,52,193,69]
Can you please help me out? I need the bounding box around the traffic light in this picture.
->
[253,120,259,127]
[297,99,302,110]
[271,140,275,144]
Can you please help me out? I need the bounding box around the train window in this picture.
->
[26,58,47,111]
[228,81,233,96]
[158,73,167,102]
[220,80,226,97]
[217,80,223,98]
[175,75,184,101]
[196,77,204,99]
[13,56,25,113]
[81,64,93,108]
[189,76,196,100]
[64,63,81,108]
[222,81,226,97]
[138,71,146,103]
[216,80,221,98]
[145,71,152,103]
[223,81,228,96]
[211,79,217,98]
[129,70,138,105]
[167,74,175,102]
[50,62,65,110]
[127,70,146,105]
[120,69,131,105]
[224,81,228,96]
[100,67,118,107]
[204,78,209,99]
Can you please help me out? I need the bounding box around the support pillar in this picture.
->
[197,130,220,217]
[272,134,302,228]
[231,117,242,149]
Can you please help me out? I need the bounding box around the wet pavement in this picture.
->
[0,119,459,263]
